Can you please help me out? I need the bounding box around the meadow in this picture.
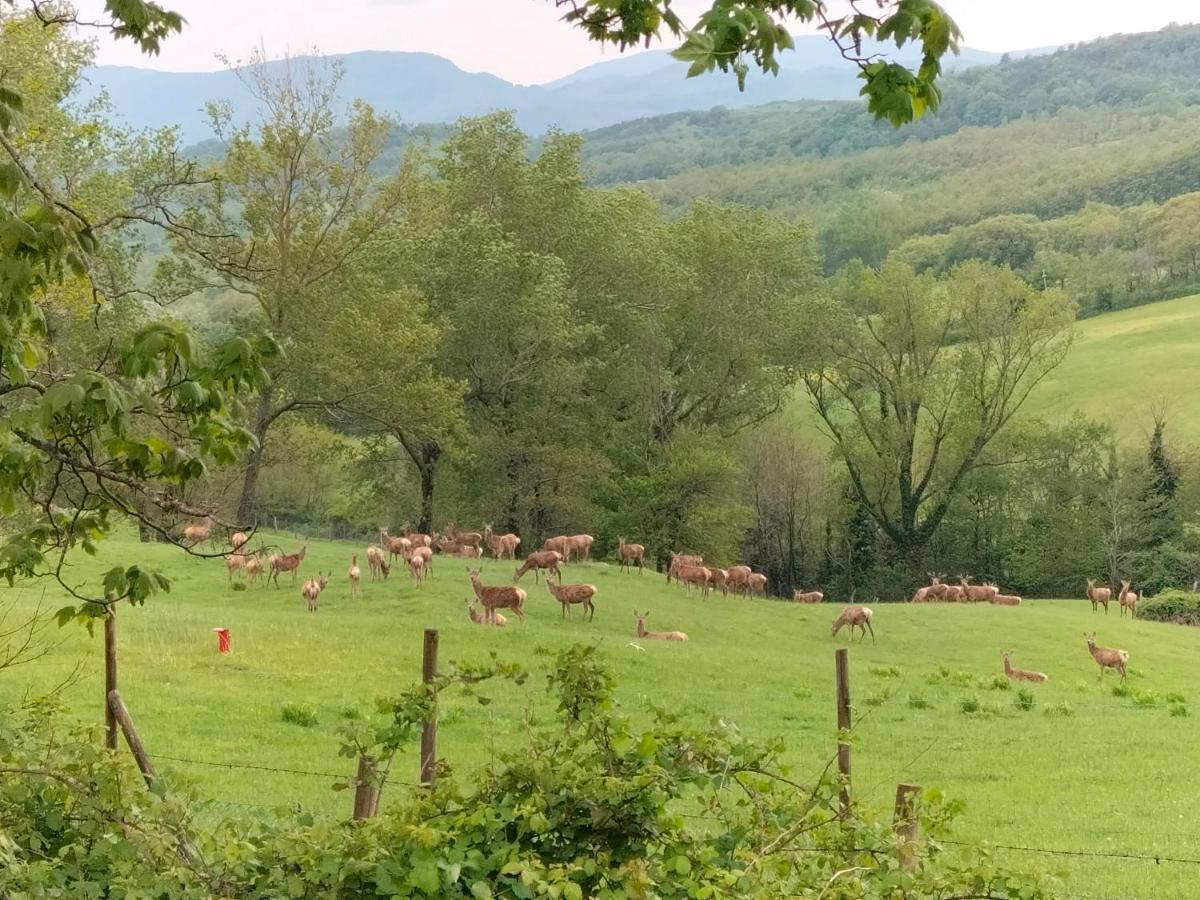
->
[2,531,1199,898]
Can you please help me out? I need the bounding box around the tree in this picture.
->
[800,261,1075,563]
[165,51,411,524]
[556,0,961,124]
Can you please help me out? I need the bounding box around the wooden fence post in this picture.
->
[104,605,118,751]
[893,783,922,872]
[107,690,157,789]
[420,628,439,786]
[835,647,852,819]
[352,755,379,820]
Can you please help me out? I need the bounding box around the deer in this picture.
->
[831,605,875,642]
[467,598,506,627]
[793,590,824,604]
[182,519,212,548]
[675,564,711,597]
[543,536,571,558]
[269,543,307,587]
[408,553,428,587]
[617,537,645,574]
[546,571,598,621]
[348,554,361,600]
[1086,578,1111,615]
[1119,581,1139,618]
[514,549,563,583]
[564,534,595,562]
[708,567,729,597]
[1002,650,1048,684]
[448,523,484,553]
[668,553,704,584]
[436,536,463,556]
[230,531,249,553]
[484,525,521,560]
[244,551,264,587]
[468,568,526,624]
[926,575,948,601]
[301,572,330,613]
[1085,632,1128,682]
[991,593,1022,606]
[366,545,385,581]
[225,552,245,583]
[942,584,964,603]
[910,585,930,603]
[959,576,997,603]
[725,564,751,595]
[747,573,768,597]
[379,529,412,563]
[634,609,687,642]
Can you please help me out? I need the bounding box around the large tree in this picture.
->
[800,260,1075,562]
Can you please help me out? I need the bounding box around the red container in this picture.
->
[212,627,231,654]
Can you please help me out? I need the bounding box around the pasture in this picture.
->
[2,531,1199,898]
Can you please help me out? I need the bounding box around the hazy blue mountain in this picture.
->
[78,38,1031,142]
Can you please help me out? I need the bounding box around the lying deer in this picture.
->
[634,609,687,642]
[793,590,824,604]
[467,598,506,627]
[1002,650,1047,683]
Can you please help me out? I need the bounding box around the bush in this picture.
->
[1137,589,1200,626]
[1170,703,1189,718]
[868,664,902,678]
[864,688,892,707]
[1045,701,1075,717]
[958,695,982,714]
[988,675,1011,691]
[1014,689,1036,712]
[908,692,933,710]
[280,702,319,727]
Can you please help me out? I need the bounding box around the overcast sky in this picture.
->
[76,0,1198,83]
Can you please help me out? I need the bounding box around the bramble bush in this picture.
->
[0,644,1057,898]
[1137,589,1200,626]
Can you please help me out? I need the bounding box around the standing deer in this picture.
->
[244,551,264,587]
[1001,650,1047,683]
[708,568,729,597]
[634,610,687,642]
[348,554,361,600]
[617,537,645,574]
[747,573,768,597]
[546,571,598,621]
[301,572,330,613]
[1085,632,1128,682]
[543,536,571,558]
[230,531,249,553]
[225,552,245,583]
[1086,579,1111,615]
[448,524,483,553]
[725,564,751,595]
[514,549,563,583]
[269,543,307,587]
[668,553,704,585]
[1118,581,1139,618]
[675,564,711,597]
[366,545,385,580]
[959,576,997,603]
[380,530,412,563]
[564,534,595,562]
[468,568,526,624]
[182,519,212,548]
[484,524,521,560]
[831,605,875,642]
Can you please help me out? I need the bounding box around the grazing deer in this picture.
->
[793,590,824,603]
[634,609,687,642]
[546,571,598,621]
[1086,579,1111,615]
[747,572,768,597]
[514,549,563,583]
[468,568,526,624]
[484,524,521,560]
[301,572,330,612]
[668,553,704,585]
[348,554,361,599]
[725,564,751,595]
[617,537,646,574]
[466,598,506,627]
[269,543,307,587]
[1119,581,1139,618]
[832,605,875,642]
[1085,632,1128,682]
[1002,650,1047,683]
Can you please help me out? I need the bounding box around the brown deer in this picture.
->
[301,572,330,613]
[182,519,212,548]
[793,589,824,603]
[269,543,307,587]
[1085,632,1128,682]
[379,529,412,563]
[708,567,729,597]
[1002,650,1047,683]
[675,564,711,597]
[634,609,687,642]
[230,531,249,553]
[668,553,704,584]
[617,537,645,574]
[563,534,595,562]
[484,524,521,560]
[348,554,361,600]
[959,576,997,603]
[366,545,385,580]
[926,575,948,601]
[546,571,598,621]
[447,523,484,553]
[990,593,1022,606]
[514,549,563,583]
[1086,579,1111,615]
[244,551,264,587]
[1118,581,1139,618]
[468,568,526,624]
[543,535,571,558]
[747,572,768,597]
[225,552,245,583]
[832,605,875,642]
[408,553,428,587]
[467,598,506,627]
[725,564,751,595]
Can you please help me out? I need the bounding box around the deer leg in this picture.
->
[866,619,875,642]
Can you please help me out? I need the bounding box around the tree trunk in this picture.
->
[237,384,275,526]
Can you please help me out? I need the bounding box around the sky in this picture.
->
[75,0,1200,83]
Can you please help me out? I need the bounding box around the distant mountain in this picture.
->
[76,37,1034,143]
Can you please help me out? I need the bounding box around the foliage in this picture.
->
[1137,589,1200,626]
[0,646,1056,898]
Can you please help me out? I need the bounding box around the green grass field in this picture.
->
[1024,293,1200,445]
[2,531,1199,897]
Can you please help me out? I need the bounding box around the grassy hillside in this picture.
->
[1024,292,1200,444]
[2,530,1199,897]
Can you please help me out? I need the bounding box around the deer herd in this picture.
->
[197,517,1144,679]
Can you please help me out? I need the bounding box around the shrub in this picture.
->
[988,675,1011,691]
[1166,691,1187,704]
[280,702,319,728]
[1045,701,1075,717]
[1137,589,1200,626]
[1111,682,1131,698]
[1131,689,1160,708]
[1014,689,1036,712]
[865,688,892,707]
[231,581,247,592]
[1170,703,1189,718]
[907,693,933,710]
[868,664,902,678]
[958,696,982,714]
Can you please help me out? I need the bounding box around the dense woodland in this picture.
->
[5,10,1200,606]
